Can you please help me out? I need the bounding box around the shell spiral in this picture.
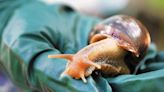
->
[90,15,151,60]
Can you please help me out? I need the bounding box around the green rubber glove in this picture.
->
[106,44,164,92]
[0,0,164,92]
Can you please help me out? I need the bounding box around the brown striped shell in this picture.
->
[89,15,151,74]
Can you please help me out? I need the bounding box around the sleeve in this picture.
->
[0,1,113,92]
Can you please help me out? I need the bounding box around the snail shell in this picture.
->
[89,15,151,75]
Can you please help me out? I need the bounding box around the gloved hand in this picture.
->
[0,0,164,92]
[107,44,164,92]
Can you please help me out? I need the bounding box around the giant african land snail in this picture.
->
[48,15,151,83]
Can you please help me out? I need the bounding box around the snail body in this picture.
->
[48,37,129,83]
[48,15,151,83]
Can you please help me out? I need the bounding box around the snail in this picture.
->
[48,15,151,83]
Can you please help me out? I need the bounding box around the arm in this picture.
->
[0,1,112,92]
